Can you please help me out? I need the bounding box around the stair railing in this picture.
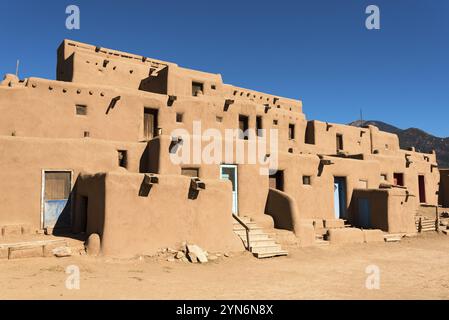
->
[232,214,250,250]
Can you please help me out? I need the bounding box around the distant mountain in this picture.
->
[349,120,449,168]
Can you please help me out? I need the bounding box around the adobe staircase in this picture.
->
[232,216,288,259]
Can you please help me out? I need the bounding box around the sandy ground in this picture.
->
[1,232,449,300]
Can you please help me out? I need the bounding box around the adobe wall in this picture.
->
[0,136,144,230]
[76,172,243,257]
[351,188,417,234]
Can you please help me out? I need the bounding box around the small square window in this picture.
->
[302,176,311,185]
[273,119,278,125]
[192,82,204,96]
[176,113,183,123]
[216,116,223,123]
[211,85,216,90]
[76,104,87,116]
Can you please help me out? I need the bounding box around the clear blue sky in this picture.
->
[1,1,448,136]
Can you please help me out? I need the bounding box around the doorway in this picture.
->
[42,171,72,229]
[220,165,238,215]
[418,175,426,203]
[334,177,347,219]
[144,108,158,140]
[269,171,284,191]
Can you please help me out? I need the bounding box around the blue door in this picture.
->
[220,165,238,215]
[334,177,347,219]
[43,171,72,229]
[358,198,371,228]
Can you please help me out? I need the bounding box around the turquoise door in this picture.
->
[220,165,238,215]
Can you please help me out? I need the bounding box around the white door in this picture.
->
[220,165,238,215]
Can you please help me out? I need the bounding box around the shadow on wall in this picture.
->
[52,179,85,241]
[139,140,159,173]
[264,188,298,232]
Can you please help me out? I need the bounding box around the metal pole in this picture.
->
[15,60,20,77]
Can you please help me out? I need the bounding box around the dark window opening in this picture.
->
[305,121,315,144]
[289,124,295,140]
[176,113,183,123]
[256,116,263,137]
[118,150,128,168]
[211,85,216,90]
[303,176,311,185]
[76,104,87,116]
[181,168,199,178]
[216,116,223,123]
[144,108,159,140]
[192,82,204,96]
[336,134,344,152]
[239,115,249,140]
[288,148,293,153]
[83,131,90,138]
[269,171,284,191]
[273,119,278,125]
[418,175,426,203]
[393,173,404,186]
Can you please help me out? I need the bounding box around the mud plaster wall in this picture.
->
[78,172,243,257]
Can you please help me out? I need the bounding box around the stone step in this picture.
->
[250,244,282,254]
[384,234,402,242]
[253,250,288,259]
[237,233,270,241]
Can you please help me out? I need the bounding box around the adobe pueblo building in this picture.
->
[0,40,443,258]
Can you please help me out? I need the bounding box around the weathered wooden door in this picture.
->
[42,171,72,229]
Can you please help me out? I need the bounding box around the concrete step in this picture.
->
[233,216,252,224]
[384,234,402,242]
[253,250,288,259]
[233,223,259,230]
[242,239,277,248]
[238,233,270,241]
[250,244,282,254]
[234,228,266,236]
[315,239,330,246]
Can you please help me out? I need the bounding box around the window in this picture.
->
[256,116,263,137]
[393,173,404,186]
[76,104,87,116]
[176,113,183,123]
[192,82,203,96]
[336,134,344,152]
[181,168,199,178]
[211,85,216,90]
[273,119,278,125]
[83,131,90,138]
[118,150,128,168]
[289,124,295,140]
[302,176,311,185]
[239,115,249,140]
[216,116,223,123]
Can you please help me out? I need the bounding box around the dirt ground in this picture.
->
[1,232,449,300]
